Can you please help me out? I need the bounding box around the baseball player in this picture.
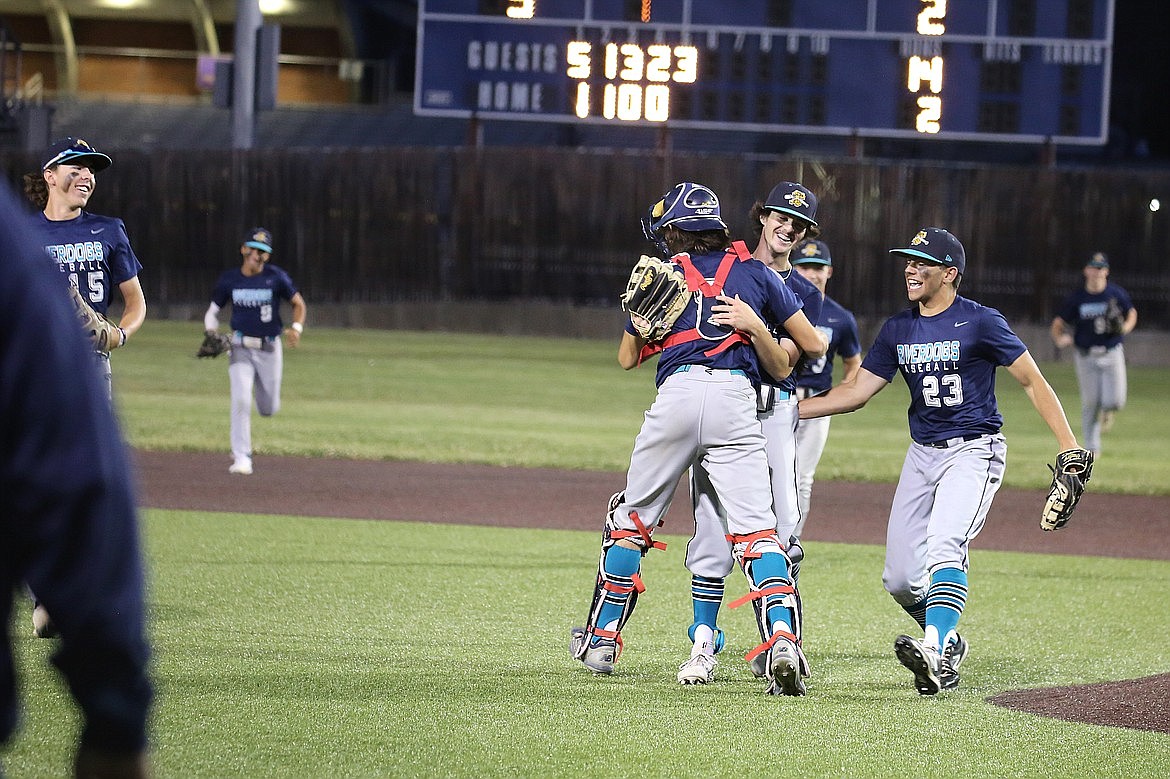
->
[22,136,146,639]
[799,227,1083,695]
[22,137,147,400]
[678,182,828,692]
[203,227,307,475]
[570,182,810,696]
[1,177,152,776]
[791,239,862,529]
[1049,252,1137,457]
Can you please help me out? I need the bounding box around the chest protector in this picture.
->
[638,240,755,365]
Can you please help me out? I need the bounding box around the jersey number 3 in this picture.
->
[922,373,963,407]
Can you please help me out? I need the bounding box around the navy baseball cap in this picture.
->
[1086,251,1109,268]
[644,182,728,234]
[243,227,273,253]
[41,137,112,172]
[763,181,819,227]
[793,239,832,266]
[889,227,966,275]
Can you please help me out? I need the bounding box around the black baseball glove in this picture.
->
[197,330,232,358]
[1040,448,1094,531]
[1103,298,1126,337]
[621,255,690,341]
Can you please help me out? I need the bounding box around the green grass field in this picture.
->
[5,322,1169,777]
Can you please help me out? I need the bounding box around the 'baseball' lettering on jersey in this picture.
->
[897,340,961,370]
[46,241,105,271]
[233,288,274,308]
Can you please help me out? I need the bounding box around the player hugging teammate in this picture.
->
[571,209,1094,699]
[570,181,824,696]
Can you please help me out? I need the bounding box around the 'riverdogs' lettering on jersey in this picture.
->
[232,287,275,308]
[46,240,105,274]
[897,339,960,373]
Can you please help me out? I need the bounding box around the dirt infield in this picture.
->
[133,450,1170,732]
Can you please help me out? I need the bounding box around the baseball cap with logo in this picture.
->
[1086,252,1109,269]
[763,181,819,227]
[889,227,966,274]
[41,137,112,172]
[242,227,273,254]
[793,239,832,266]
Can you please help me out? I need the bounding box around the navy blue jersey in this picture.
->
[1055,282,1134,350]
[862,296,1027,444]
[36,211,143,316]
[2,184,151,751]
[210,263,300,339]
[796,294,861,395]
[762,268,824,391]
[627,248,803,387]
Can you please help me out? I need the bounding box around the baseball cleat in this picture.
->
[569,627,616,675]
[677,653,717,685]
[229,457,253,475]
[32,604,58,639]
[765,638,806,696]
[749,652,768,679]
[946,633,969,670]
[894,634,942,695]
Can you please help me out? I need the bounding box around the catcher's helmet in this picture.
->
[641,182,728,248]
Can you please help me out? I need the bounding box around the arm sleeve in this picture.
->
[204,301,221,332]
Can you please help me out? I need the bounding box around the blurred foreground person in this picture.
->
[0,179,152,776]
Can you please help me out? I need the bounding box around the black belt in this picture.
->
[918,434,986,449]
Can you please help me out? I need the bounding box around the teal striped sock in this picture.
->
[926,567,968,648]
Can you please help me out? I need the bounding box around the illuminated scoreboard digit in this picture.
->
[415,0,1115,144]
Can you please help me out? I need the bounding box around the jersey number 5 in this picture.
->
[69,271,105,304]
[922,373,963,407]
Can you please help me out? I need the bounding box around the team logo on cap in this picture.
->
[800,243,821,258]
[785,189,809,209]
[910,230,930,247]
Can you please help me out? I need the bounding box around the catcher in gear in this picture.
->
[196,330,232,358]
[800,227,1084,696]
[1041,448,1094,531]
[1050,252,1136,457]
[571,181,807,695]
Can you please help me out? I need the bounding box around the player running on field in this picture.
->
[680,182,829,692]
[570,182,808,696]
[791,238,862,530]
[799,227,1084,695]
[204,228,307,476]
[1049,252,1137,458]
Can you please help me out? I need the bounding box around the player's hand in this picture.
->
[285,328,301,348]
[709,294,767,339]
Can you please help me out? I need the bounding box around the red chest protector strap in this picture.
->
[638,241,754,365]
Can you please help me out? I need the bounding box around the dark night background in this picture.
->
[1104,2,1170,160]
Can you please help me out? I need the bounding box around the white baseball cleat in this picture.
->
[229,457,253,475]
[677,653,717,685]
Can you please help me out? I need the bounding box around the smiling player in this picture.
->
[798,227,1087,695]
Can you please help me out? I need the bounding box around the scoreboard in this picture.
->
[414,0,1115,145]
